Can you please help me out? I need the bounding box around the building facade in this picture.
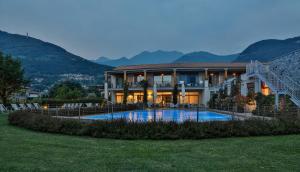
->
[104,63,247,106]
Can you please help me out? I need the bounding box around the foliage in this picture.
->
[140,80,148,106]
[49,80,86,100]
[0,51,28,104]
[123,80,129,104]
[2,114,300,171]
[172,84,179,105]
[8,111,300,140]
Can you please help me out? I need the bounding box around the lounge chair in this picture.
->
[85,103,92,108]
[0,104,7,112]
[33,103,41,110]
[19,104,28,110]
[61,103,68,109]
[26,103,35,110]
[11,104,20,111]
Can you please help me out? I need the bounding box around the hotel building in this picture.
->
[104,63,249,106]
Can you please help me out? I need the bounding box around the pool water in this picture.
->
[83,109,232,123]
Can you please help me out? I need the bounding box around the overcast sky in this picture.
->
[0,0,300,59]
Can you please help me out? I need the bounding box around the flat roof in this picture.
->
[111,62,247,71]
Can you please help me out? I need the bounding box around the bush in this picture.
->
[8,111,300,140]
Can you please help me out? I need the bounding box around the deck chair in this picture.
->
[33,103,41,110]
[85,103,92,108]
[19,104,28,110]
[26,103,35,110]
[61,103,68,109]
[11,104,20,111]
[0,104,7,112]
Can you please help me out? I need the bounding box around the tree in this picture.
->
[0,52,28,104]
[172,84,179,105]
[49,80,86,100]
[140,80,148,106]
[123,80,129,104]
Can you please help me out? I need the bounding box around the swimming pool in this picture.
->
[83,109,232,122]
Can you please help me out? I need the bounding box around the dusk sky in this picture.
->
[1,0,300,59]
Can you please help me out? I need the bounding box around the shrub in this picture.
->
[8,111,300,140]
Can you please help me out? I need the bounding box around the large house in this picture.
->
[104,63,249,106]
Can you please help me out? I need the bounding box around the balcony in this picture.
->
[156,82,172,88]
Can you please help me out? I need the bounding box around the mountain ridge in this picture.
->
[0,30,112,90]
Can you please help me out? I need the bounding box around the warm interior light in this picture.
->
[210,73,214,76]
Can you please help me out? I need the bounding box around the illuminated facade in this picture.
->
[105,63,247,106]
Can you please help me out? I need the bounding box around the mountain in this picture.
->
[93,56,111,63]
[93,56,130,66]
[130,50,183,65]
[174,51,238,63]
[235,36,300,62]
[0,30,112,90]
[94,50,183,66]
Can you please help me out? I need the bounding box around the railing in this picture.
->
[247,60,300,106]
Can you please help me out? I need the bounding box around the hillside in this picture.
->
[0,30,112,90]
[94,50,183,66]
[235,36,300,62]
[174,51,238,63]
[93,57,130,66]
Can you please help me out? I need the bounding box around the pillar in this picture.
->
[123,71,127,81]
[104,82,108,100]
[144,70,147,80]
[241,74,248,96]
[205,68,208,80]
[111,91,116,103]
[255,78,261,93]
[224,68,228,80]
[202,80,210,106]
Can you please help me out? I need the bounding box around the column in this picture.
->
[205,68,208,80]
[111,91,116,103]
[144,70,147,80]
[202,80,210,106]
[224,68,228,80]
[104,72,108,100]
[123,71,127,81]
[255,77,261,93]
[241,74,248,96]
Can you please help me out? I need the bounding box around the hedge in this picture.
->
[8,111,300,140]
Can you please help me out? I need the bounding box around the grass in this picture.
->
[0,114,300,172]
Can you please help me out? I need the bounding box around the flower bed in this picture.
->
[8,111,300,140]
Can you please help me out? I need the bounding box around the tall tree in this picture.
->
[140,80,148,106]
[172,84,178,105]
[0,52,28,104]
[123,80,129,104]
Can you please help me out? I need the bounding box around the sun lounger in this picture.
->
[26,103,35,110]
[33,103,41,110]
[85,103,92,108]
[19,104,28,110]
[0,104,7,112]
[11,104,20,111]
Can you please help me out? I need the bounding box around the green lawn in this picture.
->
[0,114,299,172]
